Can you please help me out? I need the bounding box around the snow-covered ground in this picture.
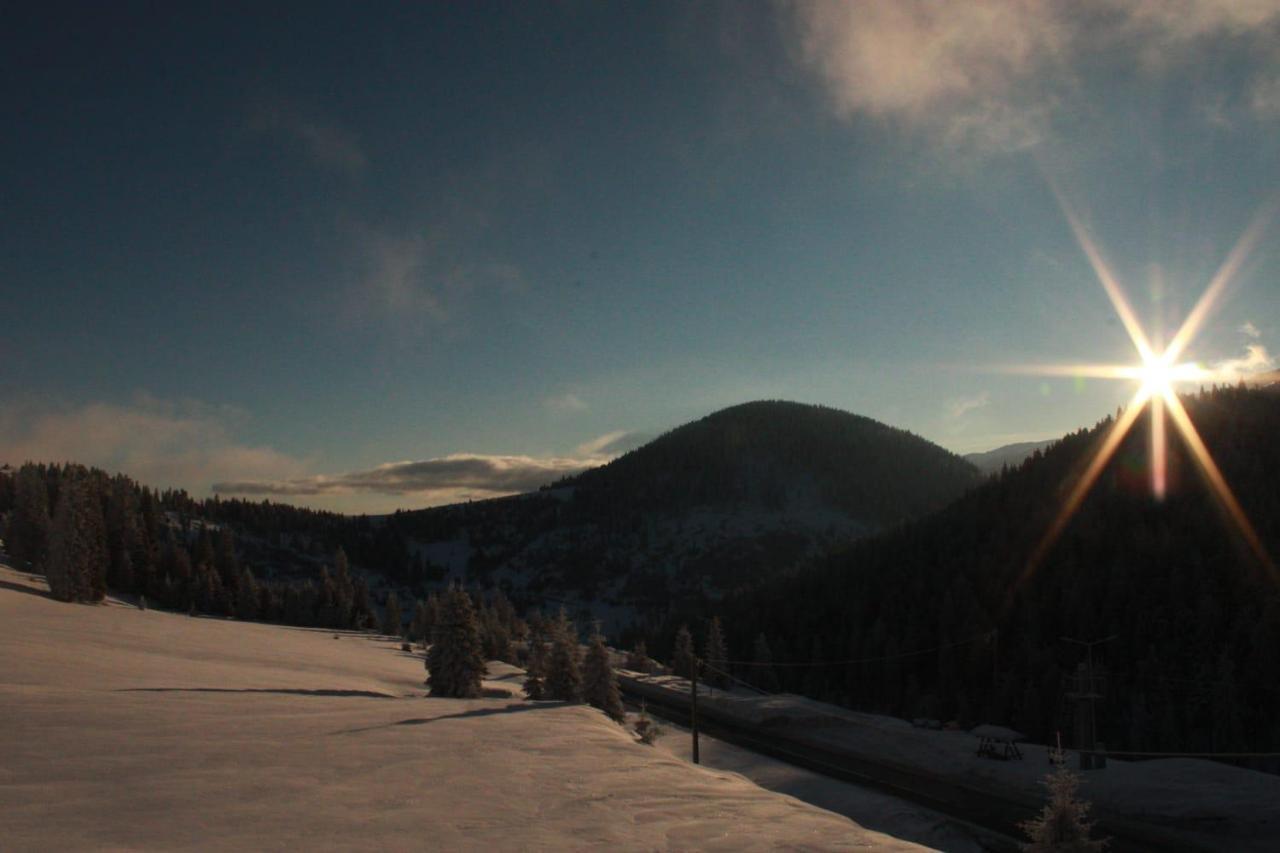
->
[0,564,923,851]
[649,712,994,852]
[621,673,1280,851]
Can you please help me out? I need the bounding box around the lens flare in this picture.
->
[1010,192,1276,587]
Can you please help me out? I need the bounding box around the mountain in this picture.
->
[963,439,1056,476]
[393,401,981,617]
[0,400,980,633]
[715,385,1280,759]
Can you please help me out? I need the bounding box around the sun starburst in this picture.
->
[1008,188,1276,585]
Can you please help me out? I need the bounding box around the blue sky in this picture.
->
[4,1,1279,512]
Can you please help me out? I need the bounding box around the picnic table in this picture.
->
[971,724,1026,761]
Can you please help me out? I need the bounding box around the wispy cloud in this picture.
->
[1211,343,1277,381]
[545,392,589,414]
[781,0,1280,153]
[347,222,525,325]
[0,394,308,492]
[1241,321,1263,339]
[946,391,991,420]
[573,430,650,457]
[250,100,366,176]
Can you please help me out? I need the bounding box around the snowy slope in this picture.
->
[0,564,924,851]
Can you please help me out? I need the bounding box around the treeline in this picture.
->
[656,386,1280,759]
[0,462,380,628]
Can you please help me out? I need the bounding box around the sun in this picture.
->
[1138,354,1173,396]
[1003,188,1277,586]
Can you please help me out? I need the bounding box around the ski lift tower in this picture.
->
[1062,634,1115,770]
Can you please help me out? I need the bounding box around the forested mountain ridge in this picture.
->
[1,400,980,627]
[392,400,981,614]
[709,385,1280,760]
[561,401,980,525]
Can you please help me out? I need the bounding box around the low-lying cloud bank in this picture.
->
[0,395,649,510]
[213,430,654,504]
[0,395,309,492]
[212,453,603,499]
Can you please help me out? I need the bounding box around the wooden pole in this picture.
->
[691,659,700,765]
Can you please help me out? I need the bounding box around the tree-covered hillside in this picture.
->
[394,401,981,611]
[563,400,980,525]
[708,385,1280,761]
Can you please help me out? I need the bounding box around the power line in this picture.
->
[714,630,996,668]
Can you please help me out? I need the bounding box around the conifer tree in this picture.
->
[672,624,697,680]
[752,633,780,693]
[1020,759,1106,852]
[236,569,259,620]
[214,527,238,589]
[625,639,652,674]
[9,465,51,572]
[411,599,430,643]
[545,608,583,702]
[425,586,485,698]
[634,701,663,745]
[583,633,625,722]
[45,476,107,602]
[703,617,730,688]
[523,620,548,700]
[351,576,373,629]
[383,590,402,636]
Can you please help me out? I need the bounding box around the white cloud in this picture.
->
[946,391,991,420]
[1241,321,1262,338]
[1211,343,1277,380]
[213,452,604,502]
[215,428,654,506]
[781,0,1280,152]
[0,395,309,493]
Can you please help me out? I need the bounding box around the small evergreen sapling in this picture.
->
[625,640,651,673]
[634,702,663,745]
[583,634,625,722]
[1020,753,1107,852]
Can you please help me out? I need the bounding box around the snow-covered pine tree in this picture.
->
[1020,759,1107,852]
[425,586,486,698]
[410,599,429,643]
[523,620,548,700]
[383,590,402,636]
[583,634,625,722]
[672,624,697,680]
[236,568,259,620]
[752,633,780,693]
[625,639,651,673]
[703,617,729,688]
[545,608,583,702]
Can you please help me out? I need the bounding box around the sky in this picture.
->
[3,1,1279,513]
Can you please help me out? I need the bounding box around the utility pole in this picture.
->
[1061,634,1115,770]
[690,657,700,765]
